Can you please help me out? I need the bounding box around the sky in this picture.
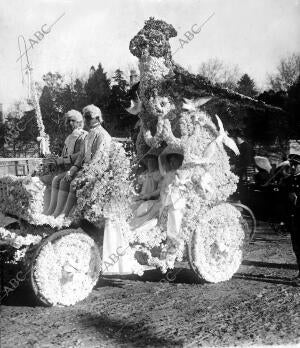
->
[0,0,299,111]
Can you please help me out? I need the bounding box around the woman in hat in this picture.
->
[130,154,162,230]
[51,104,111,218]
[102,153,162,275]
[137,154,162,200]
[253,156,272,188]
[130,148,184,231]
[158,150,185,252]
[44,110,87,215]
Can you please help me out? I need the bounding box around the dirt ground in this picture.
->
[1,222,300,348]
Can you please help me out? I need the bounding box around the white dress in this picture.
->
[101,170,186,274]
[101,170,161,275]
[130,170,162,229]
[102,219,138,274]
[160,171,186,244]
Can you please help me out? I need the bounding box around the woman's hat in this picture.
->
[64,110,83,122]
[158,145,184,174]
[82,104,102,120]
[254,156,272,173]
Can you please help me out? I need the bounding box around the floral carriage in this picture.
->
[0,139,251,307]
[0,18,255,307]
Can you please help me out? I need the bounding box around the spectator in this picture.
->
[254,156,272,187]
[283,154,300,286]
[230,129,255,202]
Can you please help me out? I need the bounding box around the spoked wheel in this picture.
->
[231,203,256,244]
[30,229,102,306]
[188,203,246,283]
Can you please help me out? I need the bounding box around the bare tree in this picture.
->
[267,53,300,91]
[198,58,240,89]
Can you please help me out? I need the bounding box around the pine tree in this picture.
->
[73,79,89,110]
[85,63,111,109]
[39,72,89,154]
[236,74,257,98]
[106,69,136,136]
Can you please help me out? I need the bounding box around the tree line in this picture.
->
[0,52,299,157]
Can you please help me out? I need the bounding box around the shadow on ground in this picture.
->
[97,267,201,287]
[78,312,183,347]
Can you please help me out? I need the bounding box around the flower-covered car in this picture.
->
[0,18,255,307]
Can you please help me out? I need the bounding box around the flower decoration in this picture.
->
[71,141,134,224]
[0,176,45,223]
[124,18,245,279]
[129,17,177,58]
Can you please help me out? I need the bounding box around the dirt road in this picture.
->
[1,223,300,347]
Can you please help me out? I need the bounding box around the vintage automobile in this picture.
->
[0,18,259,307]
[0,138,256,307]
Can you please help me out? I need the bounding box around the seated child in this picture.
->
[131,154,162,228]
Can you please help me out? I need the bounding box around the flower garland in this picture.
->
[71,141,134,224]
[0,227,42,249]
[0,176,45,222]
[0,176,73,228]
[0,226,43,263]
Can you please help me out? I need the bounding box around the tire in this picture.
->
[30,229,102,306]
[188,203,246,283]
[231,203,256,244]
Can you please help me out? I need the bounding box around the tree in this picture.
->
[267,53,300,91]
[257,90,287,108]
[85,63,111,110]
[198,58,240,89]
[236,74,257,98]
[107,69,137,136]
[112,69,128,92]
[0,101,40,157]
[0,124,5,154]
[39,72,67,154]
[2,115,22,157]
[286,75,300,138]
[39,72,89,154]
[73,78,89,110]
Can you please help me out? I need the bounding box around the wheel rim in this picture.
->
[30,229,101,306]
[188,203,245,283]
[231,203,256,242]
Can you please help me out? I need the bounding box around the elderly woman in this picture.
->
[44,110,87,214]
[52,104,111,217]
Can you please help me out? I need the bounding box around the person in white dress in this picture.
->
[129,149,186,250]
[102,154,162,275]
[130,155,162,229]
[52,105,111,217]
[159,152,186,253]
[102,149,186,275]
[43,110,87,215]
